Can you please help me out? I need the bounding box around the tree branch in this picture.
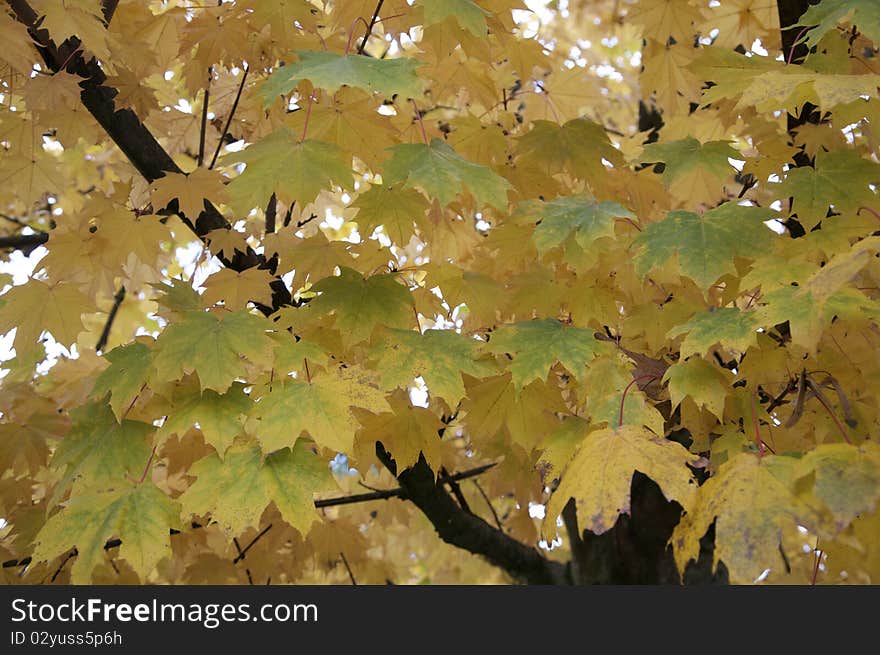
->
[375,443,569,585]
[0,232,48,254]
[6,0,292,313]
[95,285,125,354]
[357,0,385,55]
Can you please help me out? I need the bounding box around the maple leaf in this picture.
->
[383,139,512,210]
[544,424,701,538]
[0,279,90,353]
[156,381,251,456]
[663,357,731,421]
[666,308,760,358]
[419,0,490,36]
[796,0,880,49]
[795,443,880,531]
[777,150,880,229]
[369,327,492,405]
[251,366,389,453]
[353,391,447,473]
[633,202,776,290]
[673,453,823,584]
[640,137,739,205]
[92,341,153,420]
[226,129,352,212]
[180,441,336,536]
[516,119,624,185]
[462,373,565,450]
[308,268,416,348]
[31,0,113,61]
[352,185,430,244]
[49,403,154,501]
[200,267,277,310]
[32,482,180,584]
[579,353,666,436]
[152,310,275,393]
[261,50,424,104]
[149,168,228,220]
[487,319,608,389]
[526,195,634,256]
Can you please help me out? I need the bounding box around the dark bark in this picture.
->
[376,443,569,585]
[0,232,48,254]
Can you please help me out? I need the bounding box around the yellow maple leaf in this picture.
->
[544,424,702,538]
[150,168,228,220]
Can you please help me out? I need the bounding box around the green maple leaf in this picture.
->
[640,137,738,201]
[226,129,352,212]
[152,310,274,393]
[180,441,335,536]
[777,150,880,230]
[157,381,251,456]
[420,0,490,35]
[797,0,880,49]
[353,184,430,244]
[755,286,880,354]
[673,453,822,584]
[32,482,180,584]
[633,202,775,290]
[487,319,608,389]
[50,403,153,499]
[663,357,730,421]
[528,195,634,255]
[795,443,880,531]
[580,354,666,435]
[309,267,415,348]
[383,138,512,209]
[369,327,493,405]
[667,308,760,358]
[544,424,701,537]
[261,50,424,105]
[516,119,624,184]
[92,341,153,421]
[251,367,389,453]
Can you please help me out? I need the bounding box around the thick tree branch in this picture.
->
[0,232,48,254]
[375,443,569,585]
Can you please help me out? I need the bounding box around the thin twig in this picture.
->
[339,552,357,585]
[232,524,273,564]
[50,550,76,583]
[441,466,472,513]
[472,479,503,531]
[209,65,248,169]
[232,538,254,585]
[357,0,386,55]
[314,462,497,508]
[197,66,213,167]
[96,285,126,354]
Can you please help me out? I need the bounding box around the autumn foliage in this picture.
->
[1,0,879,586]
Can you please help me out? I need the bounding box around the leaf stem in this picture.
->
[857,206,880,223]
[346,16,371,55]
[136,446,157,485]
[411,98,429,144]
[301,93,315,142]
[618,375,657,428]
[786,27,811,64]
[751,389,765,459]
